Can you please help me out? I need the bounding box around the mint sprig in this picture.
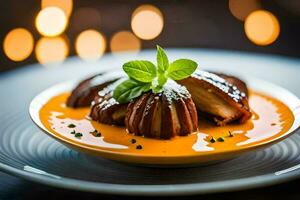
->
[113,45,198,103]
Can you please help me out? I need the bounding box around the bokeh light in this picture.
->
[41,0,73,17]
[36,7,67,37]
[131,5,164,40]
[35,36,69,65]
[75,29,106,60]
[72,7,101,32]
[244,10,280,46]
[229,0,261,21]
[110,31,141,53]
[3,28,34,61]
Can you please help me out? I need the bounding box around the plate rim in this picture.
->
[1,159,300,196]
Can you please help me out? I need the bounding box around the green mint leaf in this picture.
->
[167,59,197,80]
[113,79,151,103]
[157,73,167,86]
[156,45,169,73]
[123,60,156,83]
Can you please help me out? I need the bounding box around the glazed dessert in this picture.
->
[72,71,251,127]
[89,80,198,139]
[125,81,198,139]
[67,71,122,108]
[66,46,252,139]
[177,70,252,125]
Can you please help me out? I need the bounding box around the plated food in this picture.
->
[67,46,252,139]
[30,46,300,165]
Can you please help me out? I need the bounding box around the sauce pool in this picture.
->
[39,92,294,157]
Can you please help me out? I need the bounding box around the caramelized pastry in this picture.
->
[125,81,198,139]
[177,70,252,125]
[67,71,123,108]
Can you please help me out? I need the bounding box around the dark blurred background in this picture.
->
[0,0,299,72]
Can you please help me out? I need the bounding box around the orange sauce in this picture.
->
[40,92,294,157]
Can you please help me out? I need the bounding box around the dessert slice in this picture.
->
[177,70,252,125]
[125,81,198,139]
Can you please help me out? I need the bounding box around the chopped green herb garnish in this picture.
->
[68,124,76,128]
[217,137,225,142]
[228,131,233,137]
[113,45,198,103]
[136,145,143,150]
[131,139,137,144]
[74,133,83,138]
[95,132,101,137]
[70,130,76,134]
[90,130,101,137]
[210,137,216,143]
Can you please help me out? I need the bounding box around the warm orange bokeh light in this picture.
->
[131,5,164,40]
[36,7,67,37]
[35,37,69,65]
[110,31,141,53]
[75,29,106,60]
[3,28,34,61]
[229,0,261,21]
[41,0,73,17]
[244,10,280,46]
